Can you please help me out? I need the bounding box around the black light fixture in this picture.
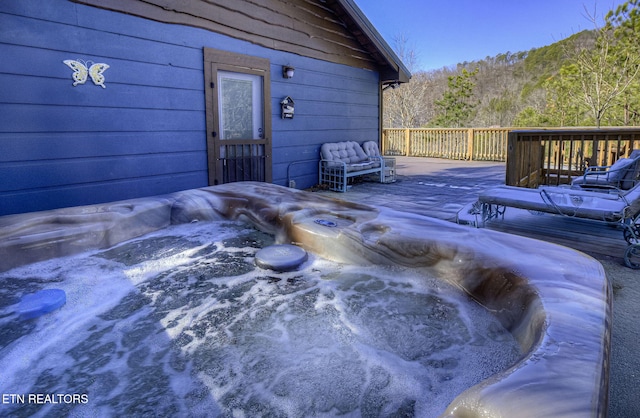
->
[282,65,295,79]
[382,82,400,91]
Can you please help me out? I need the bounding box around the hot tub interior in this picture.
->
[0,220,520,417]
[0,182,611,417]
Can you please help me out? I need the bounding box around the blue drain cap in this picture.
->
[18,289,67,320]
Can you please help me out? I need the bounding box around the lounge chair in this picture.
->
[572,150,640,191]
[469,163,640,268]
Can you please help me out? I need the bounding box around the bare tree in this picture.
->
[383,34,431,127]
[564,4,640,127]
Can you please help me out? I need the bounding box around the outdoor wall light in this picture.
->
[382,81,400,91]
[282,65,295,79]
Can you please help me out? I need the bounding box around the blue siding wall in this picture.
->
[0,0,380,216]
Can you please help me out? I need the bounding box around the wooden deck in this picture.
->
[316,156,631,263]
[484,208,628,261]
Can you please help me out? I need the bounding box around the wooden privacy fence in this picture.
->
[382,128,511,161]
[506,128,640,188]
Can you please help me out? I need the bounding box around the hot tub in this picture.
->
[0,182,611,417]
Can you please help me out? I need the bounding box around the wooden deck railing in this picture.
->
[382,128,511,161]
[506,128,640,188]
[381,127,640,187]
[382,127,640,188]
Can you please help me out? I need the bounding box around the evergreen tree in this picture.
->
[543,65,586,126]
[431,68,479,127]
[513,106,545,127]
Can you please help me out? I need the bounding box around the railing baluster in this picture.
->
[380,127,640,187]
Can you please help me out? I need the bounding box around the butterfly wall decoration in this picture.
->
[63,59,110,88]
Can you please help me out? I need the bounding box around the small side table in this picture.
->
[382,157,396,183]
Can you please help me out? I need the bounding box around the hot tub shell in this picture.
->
[0,182,611,417]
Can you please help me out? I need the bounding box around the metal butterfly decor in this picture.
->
[63,59,109,88]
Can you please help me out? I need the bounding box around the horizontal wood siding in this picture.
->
[0,0,211,215]
[270,58,379,188]
[0,0,381,215]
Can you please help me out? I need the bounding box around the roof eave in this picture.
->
[334,0,411,84]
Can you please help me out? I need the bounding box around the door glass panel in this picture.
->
[218,71,263,140]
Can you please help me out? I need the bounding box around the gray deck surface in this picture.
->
[317,156,627,260]
[318,156,505,222]
[315,156,638,417]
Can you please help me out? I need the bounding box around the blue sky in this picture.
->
[354,0,629,71]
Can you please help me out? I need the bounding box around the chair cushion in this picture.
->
[572,156,639,190]
[621,151,640,189]
[362,141,381,157]
[320,141,368,164]
[346,161,376,172]
[606,158,633,182]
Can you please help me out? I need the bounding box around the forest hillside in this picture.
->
[384,0,640,128]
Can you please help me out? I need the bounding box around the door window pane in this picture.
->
[218,71,263,140]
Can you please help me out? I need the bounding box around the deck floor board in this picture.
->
[485,208,628,259]
[317,156,631,261]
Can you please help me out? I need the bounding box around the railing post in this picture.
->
[467,128,474,160]
[506,131,518,186]
[381,129,387,155]
[404,128,410,156]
